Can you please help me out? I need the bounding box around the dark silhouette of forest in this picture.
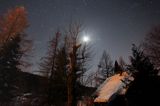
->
[0,7,159,106]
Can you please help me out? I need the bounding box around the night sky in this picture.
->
[1,0,160,72]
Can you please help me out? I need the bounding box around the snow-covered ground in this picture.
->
[94,72,133,103]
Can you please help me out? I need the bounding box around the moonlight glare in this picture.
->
[82,36,90,43]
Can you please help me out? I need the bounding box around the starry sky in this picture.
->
[0,0,160,72]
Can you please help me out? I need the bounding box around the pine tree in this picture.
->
[126,44,159,106]
[114,60,123,75]
[127,44,157,78]
[0,36,21,101]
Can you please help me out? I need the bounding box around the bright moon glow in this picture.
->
[83,36,90,42]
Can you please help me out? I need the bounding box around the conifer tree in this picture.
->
[126,44,159,106]
[0,7,31,102]
[39,31,64,105]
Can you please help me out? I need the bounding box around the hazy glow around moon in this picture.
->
[83,36,90,42]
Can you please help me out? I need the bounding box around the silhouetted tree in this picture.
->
[76,44,92,85]
[39,31,66,105]
[65,23,82,106]
[39,24,92,106]
[126,44,159,106]
[114,60,122,75]
[0,7,31,102]
[95,50,113,86]
[118,56,126,71]
[143,25,160,71]
[127,44,157,77]
[65,23,92,106]
[99,51,113,77]
[0,36,21,101]
[0,7,28,43]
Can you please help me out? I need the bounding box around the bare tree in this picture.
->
[66,23,92,106]
[94,50,113,86]
[39,23,91,106]
[77,43,92,85]
[143,25,160,70]
[65,23,81,106]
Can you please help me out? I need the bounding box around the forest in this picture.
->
[0,7,160,106]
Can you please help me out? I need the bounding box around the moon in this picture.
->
[82,36,90,43]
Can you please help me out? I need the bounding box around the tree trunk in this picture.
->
[67,73,73,106]
[67,45,80,106]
